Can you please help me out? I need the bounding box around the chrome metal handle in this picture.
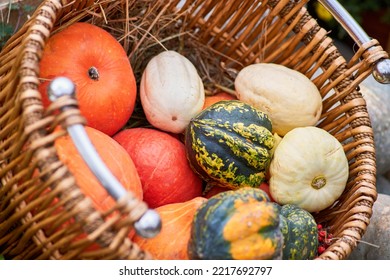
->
[47,77,161,239]
[318,0,390,84]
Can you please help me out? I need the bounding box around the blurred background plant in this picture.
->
[0,0,38,49]
[307,0,390,53]
[337,0,390,24]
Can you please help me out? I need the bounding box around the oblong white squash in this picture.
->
[234,63,322,136]
[269,126,349,213]
[140,50,205,134]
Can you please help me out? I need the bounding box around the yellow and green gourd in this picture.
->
[187,187,283,260]
[185,100,274,190]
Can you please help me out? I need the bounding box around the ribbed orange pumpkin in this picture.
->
[29,126,143,251]
[55,126,143,211]
[132,197,207,260]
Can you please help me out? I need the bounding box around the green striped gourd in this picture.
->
[185,100,274,190]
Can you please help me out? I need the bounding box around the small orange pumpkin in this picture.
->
[39,22,137,136]
[132,197,207,260]
[202,92,237,109]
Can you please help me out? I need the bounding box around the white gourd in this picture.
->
[140,50,205,134]
[234,63,322,136]
[269,126,349,213]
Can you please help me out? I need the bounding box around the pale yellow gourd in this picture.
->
[269,126,349,213]
[140,50,205,134]
[234,63,322,136]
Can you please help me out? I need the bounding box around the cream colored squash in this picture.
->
[140,50,205,134]
[234,63,322,136]
[269,126,349,213]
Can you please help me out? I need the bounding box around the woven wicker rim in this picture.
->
[0,0,388,260]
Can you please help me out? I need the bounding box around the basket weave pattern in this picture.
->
[0,0,388,260]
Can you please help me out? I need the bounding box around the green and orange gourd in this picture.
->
[188,187,283,260]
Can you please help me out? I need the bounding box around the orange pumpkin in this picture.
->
[202,92,237,109]
[55,126,143,211]
[39,22,137,136]
[132,197,207,260]
[113,127,203,208]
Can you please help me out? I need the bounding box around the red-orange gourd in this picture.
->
[39,22,137,136]
[55,126,143,211]
[259,182,275,202]
[132,197,207,260]
[204,182,274,202]
[203,185,227,199]
[113,127,203,208]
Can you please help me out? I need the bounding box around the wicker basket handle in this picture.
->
[318,0,390,84]
[47,76,162,239]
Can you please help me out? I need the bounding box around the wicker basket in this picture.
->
[0,0,388,260]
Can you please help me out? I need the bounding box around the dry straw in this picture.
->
[0,0,389,260]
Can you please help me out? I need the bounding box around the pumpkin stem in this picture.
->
[311,175,326,190]
[88,66,100,81]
